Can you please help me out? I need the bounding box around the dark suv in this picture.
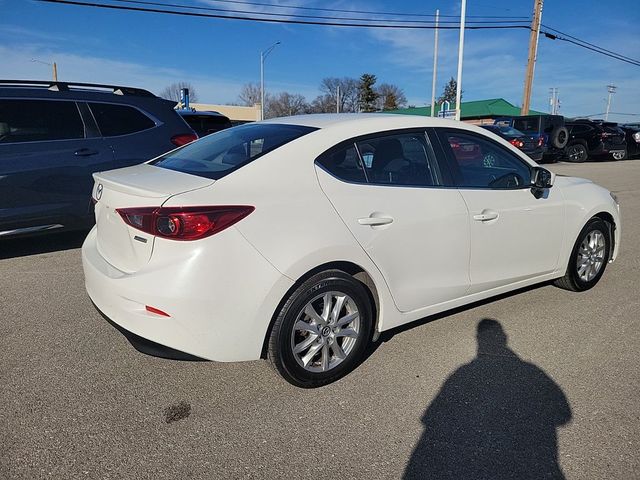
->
[0,80,197,238]
[564,119,627,162]
[178,110,232,137]
[494,115,568,162]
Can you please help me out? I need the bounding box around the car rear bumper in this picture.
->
[82,226,294,362]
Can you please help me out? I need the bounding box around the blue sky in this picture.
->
[1,0,639,122]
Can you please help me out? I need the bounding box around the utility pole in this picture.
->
[521,0,544,115]
[336,85,340,113]
[52,62,58,81]
[430,9,440,117]
[605,84,616,120]
[454,1,466,121]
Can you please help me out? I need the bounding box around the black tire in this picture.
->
[551,126,569,149]
[566,143,588,163]
[554,218,610,292]
[268,270,373,388]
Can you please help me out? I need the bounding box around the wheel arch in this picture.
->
[260,261,381,359]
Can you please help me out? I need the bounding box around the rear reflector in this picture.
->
[146,305,170,317]
[117,206,255,241]
[171,133,198,146]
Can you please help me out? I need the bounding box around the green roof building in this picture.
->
[386,98,545,123]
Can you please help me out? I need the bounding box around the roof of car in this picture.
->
[178,110,229,118]
[261,113,468,130]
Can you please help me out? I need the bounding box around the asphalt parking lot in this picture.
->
[1,160,638,479]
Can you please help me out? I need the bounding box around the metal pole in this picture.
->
[260,52,264,120]
[454,1,466,121]
[53,62,58,81]
[605,84,616,121]
[430,9,439,117]
[336,85,340,113]
[259,42,281,121]
[521,0,544,115]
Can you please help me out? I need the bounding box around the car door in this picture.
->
[315,129,470,316]
[0,98,113,233]
[432,128,564,294]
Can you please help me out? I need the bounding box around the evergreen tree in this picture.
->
[437,77,459,105]
[358,73,379,112]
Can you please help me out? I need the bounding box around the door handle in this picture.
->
[75,148,99,156]
[358,216,394,226]
[473,211,499,222]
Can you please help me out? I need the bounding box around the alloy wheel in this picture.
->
[290,291,360,373]
[576,230,606,282]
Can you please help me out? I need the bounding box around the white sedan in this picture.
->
[82,114,621,387]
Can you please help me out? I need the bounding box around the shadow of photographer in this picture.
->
[404,319,571,480]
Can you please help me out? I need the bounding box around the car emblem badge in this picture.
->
[96,183,103,200]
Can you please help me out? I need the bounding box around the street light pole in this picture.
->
[454,0,466,121]
[605,84,617,121]
[31,58,58,81]
[430,9,439,117]
[260,41,280,121]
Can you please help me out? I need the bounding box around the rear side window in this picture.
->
[0,99,84,143]
[88,103,155,137]
[152,123,317,179]
[357,132,438,187]
[317,145,367,183]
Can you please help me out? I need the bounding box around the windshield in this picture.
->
[152,123,317,179]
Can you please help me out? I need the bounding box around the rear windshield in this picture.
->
[512,117,539,134]
[495,126,524,136]
[151,123,317,179]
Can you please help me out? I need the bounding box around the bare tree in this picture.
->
[266,92,309,118]
[308,94,335,114]
[238,82,262,106]
[377,83,408,111]
[159,82,199,102]
[319,77,359,113]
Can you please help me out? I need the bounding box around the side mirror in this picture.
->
[531,167,553,198]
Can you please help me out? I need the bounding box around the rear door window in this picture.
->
[88,103,156,137]
[356,132,439,187]
[152,123,317,179]
[0,99,84,143]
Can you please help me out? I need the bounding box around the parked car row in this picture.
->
[494,114,639,163]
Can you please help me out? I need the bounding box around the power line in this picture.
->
[541,30,640,67]
[109,0,531,25]
[542,25,640,65]
[192,0,531,19]
[38,0,533,29]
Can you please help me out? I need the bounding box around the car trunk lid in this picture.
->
[92,163,214,273]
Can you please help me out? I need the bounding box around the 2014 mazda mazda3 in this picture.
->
[82,114,621,387]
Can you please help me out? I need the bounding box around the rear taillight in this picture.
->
[116,206,254,241]
[509,138,525,149]
[171,133,198,146]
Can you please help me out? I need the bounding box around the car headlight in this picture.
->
[633,132,640,143]
[610,191,620,205]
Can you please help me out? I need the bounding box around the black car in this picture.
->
[494,115,568,162]
[480,124,544,161]
[0,80,198,238]
[564,119,627,162]
[178,110,232,137]
[621,125,640,158]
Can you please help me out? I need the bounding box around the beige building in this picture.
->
[178,102,261,122]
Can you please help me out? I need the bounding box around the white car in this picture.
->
[82,114,621,387]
